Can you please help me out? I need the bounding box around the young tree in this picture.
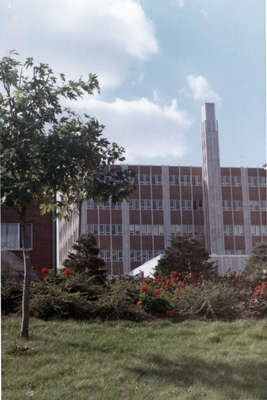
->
[155,236,214,277]
[0,52,134,338]
[63,233,106,284]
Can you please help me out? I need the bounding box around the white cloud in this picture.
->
[73,97,191,163]
[1,0,158,88]
[187,75,221,103]
[173,0,185,7]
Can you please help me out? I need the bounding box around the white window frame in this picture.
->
[1,222,33,250]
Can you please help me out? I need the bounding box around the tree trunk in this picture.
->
[20,220,32,339]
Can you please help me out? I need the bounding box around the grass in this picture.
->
[2,316,267,400]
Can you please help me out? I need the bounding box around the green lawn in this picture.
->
[2,316,267,400]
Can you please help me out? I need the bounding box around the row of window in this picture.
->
[1,223,32,250]
[170,199,203,210]
[134,174,162,185]
[249,201,267,211]
[221,175,267,187]
[223,225,267,236]
[99,250,123,262]
[221,176,241,186]
[169,175,202,186]
[222,200,243,211]
[130,224,164,236]
[89,223,267,238]
[248,176,266,187]
[224,225,244,236]
[88,224,122,236]
[129,199,163,210]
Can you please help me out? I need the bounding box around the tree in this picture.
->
[63,233,106,284]
[155,236,214,277]
[0,52,135,337]
[243,242,267,283]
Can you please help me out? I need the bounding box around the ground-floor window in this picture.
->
[1,223,33,250]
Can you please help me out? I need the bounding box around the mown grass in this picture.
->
[2,316,267,400]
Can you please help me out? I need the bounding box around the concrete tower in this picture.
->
[201,103,225,254]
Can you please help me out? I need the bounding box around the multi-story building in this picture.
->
[2,103,266,276]
[80,103,267,275]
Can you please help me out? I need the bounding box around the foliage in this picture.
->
[243,242,267,283]
[97,277,148,321]
[1,278,22,314]
[155,236,215,277]
[29,286,96,320]
[0,51,135,217]
[62,233,106,284]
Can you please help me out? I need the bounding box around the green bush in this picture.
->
[97,277,148,321]
[1,278,23,314]
[29,285,97,320]
[57,273,105,300]
[141,294,172,315]
[170,282,246,320]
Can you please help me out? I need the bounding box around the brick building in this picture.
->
[2,103,266,275]
[80,103,267,275]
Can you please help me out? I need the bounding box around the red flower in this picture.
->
[63,269,72,275]
[171,271,177,276]
[41,267,49,276]
[153,289,161,296]
[140,285,148,292]
[136,300,142,307]
[166,310,174,317]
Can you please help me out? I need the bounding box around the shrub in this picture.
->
[169,282,246,320]
[1,278,23,314]
[155,236,215,277]
[29,285,97,320]
[57,273,105,301]
[96,277,148,321]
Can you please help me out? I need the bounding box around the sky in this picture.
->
[1,0,266,167]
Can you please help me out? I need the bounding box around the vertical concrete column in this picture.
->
[162,166,171,248]
[80,200,88,234]
[201,103,225,254]
[121,199,130,274]
[241,167,252,253]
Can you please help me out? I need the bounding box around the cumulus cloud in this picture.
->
[187,75,221,103]
[1,0,158,88]
[73,97,191,164]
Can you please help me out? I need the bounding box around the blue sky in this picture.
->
[1,0,265,167]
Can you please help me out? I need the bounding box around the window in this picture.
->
[152,174,162,185]
[224,225,233,235]
[192,175,202,186]
[251,225,261,236]
[1,223,32,250]
[233,225,244,236]
[231,176,241,186]
[248,176,257,187]
[221,176,230,186]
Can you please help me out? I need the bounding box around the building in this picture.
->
[80,103,267,275]
[1,103,266,275]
